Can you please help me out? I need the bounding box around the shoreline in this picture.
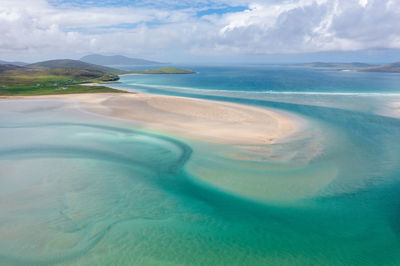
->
[0,92,299,145]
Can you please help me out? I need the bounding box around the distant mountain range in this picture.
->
[2,58,194,76]
[0,64,26,72]
[294,62,373,68]
[0,60,28,66]
[5,57,399,75]
[293,61,400,73]
[356,62,400,73]
[80,54,163,66]
[27,59,125,75]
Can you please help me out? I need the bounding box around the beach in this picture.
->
[1,92,297,145]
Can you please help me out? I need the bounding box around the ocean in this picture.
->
[1,65,400,265]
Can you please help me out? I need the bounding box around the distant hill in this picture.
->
[131,68,196,74]
[0,60,28,66]
[295,62,372,68]
[27,59,125,75]
[0,64,26,72]
[81,54,162,66]
[357,62,400,73]
[0,64,122,96]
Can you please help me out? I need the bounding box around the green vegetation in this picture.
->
[132,67,196,74]
[27,59,127,75]
[0,59,196,96]
[0,85,123,96]
[0,66,124,96]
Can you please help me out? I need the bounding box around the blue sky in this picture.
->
[1,0,400,63]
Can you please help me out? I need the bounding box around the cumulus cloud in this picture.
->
[0,0,399,61]
[216,0,400,53]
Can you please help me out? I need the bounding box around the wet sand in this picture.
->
[0,93,297,145]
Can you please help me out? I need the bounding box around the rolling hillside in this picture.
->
[0,64,122,96]
[27,59,126,75]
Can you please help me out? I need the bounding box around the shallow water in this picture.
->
[2,66,400,265]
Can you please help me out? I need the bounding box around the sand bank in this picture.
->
[0,93,297,145]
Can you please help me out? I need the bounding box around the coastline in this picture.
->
[0,92,298,145]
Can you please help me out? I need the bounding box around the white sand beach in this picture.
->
[0,93,297,145]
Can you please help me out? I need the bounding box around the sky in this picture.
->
[1,0,400,63]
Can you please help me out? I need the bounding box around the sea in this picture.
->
[1,65,400,265]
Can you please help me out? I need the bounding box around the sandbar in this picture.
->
[0,93,297,145]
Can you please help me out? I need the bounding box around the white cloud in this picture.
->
[0,0,400,61]
[359,0,369,7]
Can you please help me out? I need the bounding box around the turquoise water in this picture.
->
[2,66,400,265]
[117,65,400,93]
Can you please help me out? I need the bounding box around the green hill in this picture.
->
[27,59,126,75]
[0,61,195,96]
[0,66,123,96]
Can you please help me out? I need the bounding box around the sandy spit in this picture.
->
[0,93,297,145]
